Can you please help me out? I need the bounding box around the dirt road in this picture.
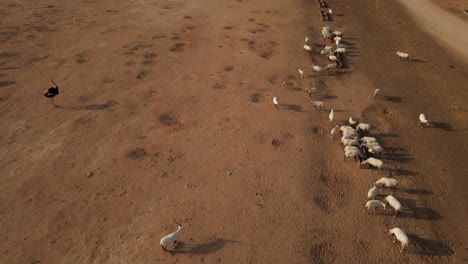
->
[431,0,468,21]
[398,0,468,63]
[0,0,466,263]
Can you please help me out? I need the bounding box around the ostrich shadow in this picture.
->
[170,239,240,255]
[57,100,118,110]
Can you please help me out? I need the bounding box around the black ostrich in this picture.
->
[44,79,59,107]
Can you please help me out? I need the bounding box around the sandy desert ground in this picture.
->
[0,0,467,263]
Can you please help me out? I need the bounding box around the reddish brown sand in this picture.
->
[0,0,467,263]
